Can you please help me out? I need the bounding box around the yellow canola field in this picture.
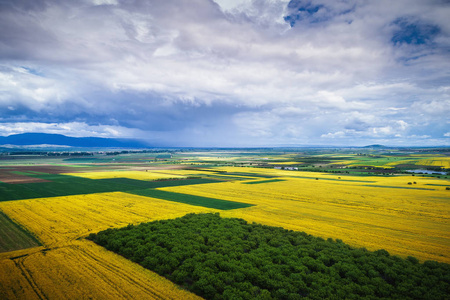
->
[329,160,357,165]
[0,192,215,299]
[62,170,186,180]
[1,166,448,298]
[160,170,450,263]
[417,157,450,168]
[0,192,215,247]
[267,162,304,165]
[384,156,450,168]
[136,168,228,177]
[0,240,203,300]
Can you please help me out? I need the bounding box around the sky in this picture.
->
[0,0,449,147]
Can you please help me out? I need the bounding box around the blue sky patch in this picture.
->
[391,18,440,45]
[284,0,324,27]
[21,66,44,77]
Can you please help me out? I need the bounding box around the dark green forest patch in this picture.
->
[0,211,41,252]
[88,213,450,300]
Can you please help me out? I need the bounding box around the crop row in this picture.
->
[0,190,217,299]
[0,240,202,300]
[159,169,450,263]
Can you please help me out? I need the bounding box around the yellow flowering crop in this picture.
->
[1,164,449,298]
[0,240,203,300]
[417,158,450,168]
[0,258,41,300]
[0,192,216,247]
[62,170,186,180]
[160,169,450,263]
[0,192,214,299]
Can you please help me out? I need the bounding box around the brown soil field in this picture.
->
[0,169,51,184]
[0,176,51,184]
[0,165,77,174]
[0,163,193,175]
[61,164,194,174]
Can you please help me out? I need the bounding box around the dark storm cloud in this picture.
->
[0,0,449,146]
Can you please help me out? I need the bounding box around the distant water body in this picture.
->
[406,169,447,175]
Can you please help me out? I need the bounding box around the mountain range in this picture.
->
[0,133,150,148]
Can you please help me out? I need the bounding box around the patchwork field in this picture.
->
[0,239,203,300]
[62,170,187,180]
[0,172,218,202]
[0,149,449,299]
[159,168,450,263]
[0,211,41,252]
[0,192,219,247]
[0,192,217,299]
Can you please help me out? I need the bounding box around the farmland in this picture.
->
[0,147,449,299]
[162,169,449,263]
[0,211,40,252]
[88,213,450,299]
[0,192,216,299]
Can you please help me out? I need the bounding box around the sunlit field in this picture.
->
[63,170,187,180]
[0,192,218,246]
[0,239,203,300]
[161,168,450,263]
[0,149,448,299]
[0,192,215,299]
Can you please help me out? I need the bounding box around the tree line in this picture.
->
[88,213,449,300]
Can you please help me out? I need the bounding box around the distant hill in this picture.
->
[363,144,389,149]
[0,133,150,148]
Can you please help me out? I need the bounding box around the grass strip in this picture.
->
[128,189,253,210]
[362,185,435,190]
[287,175,376,183]
[243,179,285,184]
[223,172,277,178]
[10,171,34,176]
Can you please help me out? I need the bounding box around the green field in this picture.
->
[223,172,277,178]
[0,211,41,252]
[243,179,286,184]
[0,174,217,202]
[129,189,253,210]
[0,172,251,210]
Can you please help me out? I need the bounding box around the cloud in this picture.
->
[322,119,409,140]
[233,111,281,138]
[408,134,431,139]
[412,99,450,116]
[0,122,147,138]
[0,66,72,111]
[0,0,449,146]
